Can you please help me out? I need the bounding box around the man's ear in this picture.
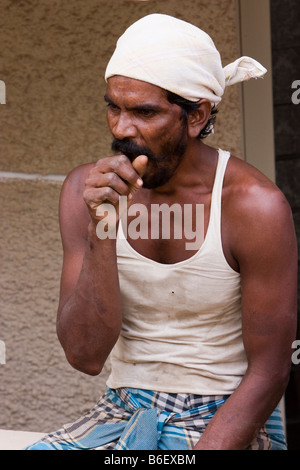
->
[187,99,212,138]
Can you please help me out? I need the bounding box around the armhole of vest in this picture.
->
[207,149,230,252]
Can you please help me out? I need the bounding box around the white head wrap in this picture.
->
[105,14,267,105]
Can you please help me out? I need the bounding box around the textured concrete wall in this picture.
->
[0,0,242,433]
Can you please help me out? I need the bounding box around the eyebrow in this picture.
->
[104,94,116,106]
[104,94,162,113]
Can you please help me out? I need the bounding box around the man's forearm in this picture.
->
[193,369,288,450]
[57,224,122,375]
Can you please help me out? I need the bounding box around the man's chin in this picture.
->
[142,169,174,189]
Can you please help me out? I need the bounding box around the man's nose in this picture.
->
[112,112,138,140]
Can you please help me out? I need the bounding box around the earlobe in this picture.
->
[187,100,212,138]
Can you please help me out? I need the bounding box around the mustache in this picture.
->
[111,138,164,163]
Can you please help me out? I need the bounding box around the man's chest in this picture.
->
[122,193,212,264]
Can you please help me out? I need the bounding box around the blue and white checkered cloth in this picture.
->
[25,387,286,450]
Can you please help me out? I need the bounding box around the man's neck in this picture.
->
[149,141,218,197]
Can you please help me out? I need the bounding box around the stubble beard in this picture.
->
[111,126,187,189]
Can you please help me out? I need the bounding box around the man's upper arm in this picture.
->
[232,186,297,376]
[57,164,92,312]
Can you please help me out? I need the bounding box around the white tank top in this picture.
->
[107,149,248,395]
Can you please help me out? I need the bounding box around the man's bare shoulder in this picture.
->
[62,162,96,195]
[223,155,295,259]
[60,161,98,209]
[59,162,97,240]
[224,155,290,217]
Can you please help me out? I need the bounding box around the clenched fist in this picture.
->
[83,154,148,225]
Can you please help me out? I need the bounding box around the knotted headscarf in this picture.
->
[105,14,267,105]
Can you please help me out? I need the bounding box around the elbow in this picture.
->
[57,331,107,376]
[65,351,104,376]
[246,358,292,401]
[56,315,121,376]
[266,362,292,400]
[73,363,103,376]
[272,352,293,395]
[278,361,292,394]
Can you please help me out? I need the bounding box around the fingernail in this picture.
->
[137,178,143,187]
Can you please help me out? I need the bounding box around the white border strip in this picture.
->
[0,171,66,183]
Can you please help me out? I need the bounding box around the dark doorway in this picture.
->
[270,0,300,450]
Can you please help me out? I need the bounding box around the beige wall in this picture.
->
[0,0,243,432]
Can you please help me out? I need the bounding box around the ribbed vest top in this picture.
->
[107,149,248,395]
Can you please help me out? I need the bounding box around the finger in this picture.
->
[128,155,148,196]
[93,155,144,190]
[132,155,148,178]
[83,186,120,211]
[85,172,131,197]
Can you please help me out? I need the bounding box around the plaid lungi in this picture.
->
[26,387,284,450]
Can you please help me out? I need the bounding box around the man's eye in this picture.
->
[137,109,156,118]
[106,103,119,112]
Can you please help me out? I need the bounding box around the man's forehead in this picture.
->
[106,75,167,101]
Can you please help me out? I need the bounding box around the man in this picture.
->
[27,14,297,450]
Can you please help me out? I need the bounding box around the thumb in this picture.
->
[132,154,148,178]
